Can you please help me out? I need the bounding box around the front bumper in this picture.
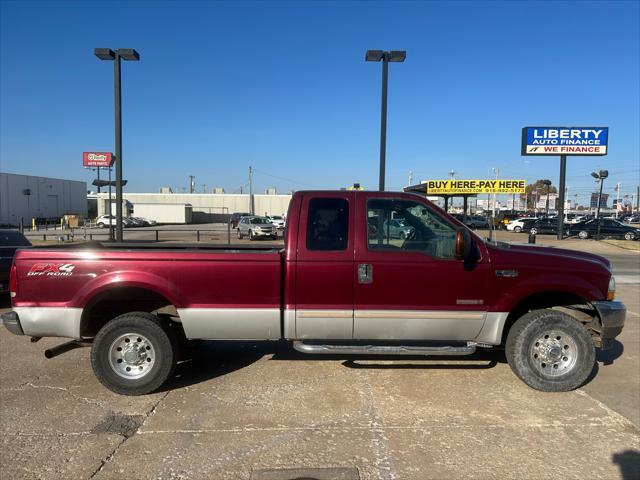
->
[592,301,626,349]
[1,311,24,336]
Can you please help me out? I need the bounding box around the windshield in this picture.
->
[250,218,271,224]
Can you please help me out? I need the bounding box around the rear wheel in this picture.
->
[514,226,522,233]
[506,309,595,392]
[529,227,538,235]
[91,312,178,395]
[578,230,589,239]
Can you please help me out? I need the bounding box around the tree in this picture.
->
[524,180,558,210]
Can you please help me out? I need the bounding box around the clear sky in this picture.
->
[1,0,638,206]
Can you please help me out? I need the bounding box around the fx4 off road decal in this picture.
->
[27,263,76,277]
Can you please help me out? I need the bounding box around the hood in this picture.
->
[487,242,611,272]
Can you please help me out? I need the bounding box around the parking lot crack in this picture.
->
[575,389,640,430]
[87,391,171,479]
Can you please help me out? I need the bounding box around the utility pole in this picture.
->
[202,184,206,194]
[189,175,195,194]
[408,170,413,186]
[248,166,254,215]
[614,182,620,218]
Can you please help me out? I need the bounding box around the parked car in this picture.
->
[0,229,31,293]
[527,218,571,236]
[96,215,115,228]
[622,214,640,224]
[506,217,538,233]
[237,216,278,240]
[267,215,286,231]
[383,219,415,239]
[229,212,251,229]
[570,219,640,240]
[2,190,626,395]
[465,215,490,230]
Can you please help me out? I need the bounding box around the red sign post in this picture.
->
[83,152,114,168]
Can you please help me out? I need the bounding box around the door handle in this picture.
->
[358,263,373,284]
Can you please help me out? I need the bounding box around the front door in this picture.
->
[353,194,490,341]
[294,192,355,339]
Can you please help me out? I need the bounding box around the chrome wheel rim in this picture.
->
[530,228,537,235]
[579,231,588,239]
[530,330,577,377]
[109,333,156,379]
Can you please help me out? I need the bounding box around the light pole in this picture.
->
[542,179,552,217]
[591,170,609,240]
[365,50,406,191]
[94,48,140,242]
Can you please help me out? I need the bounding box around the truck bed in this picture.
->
[12,243,284,340]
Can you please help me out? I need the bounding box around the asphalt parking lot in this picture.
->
[1,237,639,479]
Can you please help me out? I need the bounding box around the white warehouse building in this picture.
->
[0,172,87,227]
[94,192,293,224]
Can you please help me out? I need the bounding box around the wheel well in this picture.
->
[501,291,593,345]
[80,287,177,338]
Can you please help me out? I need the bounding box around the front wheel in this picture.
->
[91,312,178,395]
[624,231,636,241]
[399,231,406,240]
[237,228,243,239]
[249,230,255,241]
[505,309,595,392]
[578,230,589,239]
[529,227,538,235]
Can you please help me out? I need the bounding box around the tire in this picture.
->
[514,226,522,233]
[624,232,636,241]
[399,231,406,240]
[505,309,595,392]
[529,228,538,235]
[249,230,254,241]
[578,230,589,239]
[237,228,243,239]
[91,312,178,395]
[97,223,106,228]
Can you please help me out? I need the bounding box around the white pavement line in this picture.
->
[574,389,639,429]
[360,375,397,480]
[627,311,640,318]
[135,423,639,434]
[616,275,640,285]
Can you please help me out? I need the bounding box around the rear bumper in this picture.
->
[1,311,24,336]
[592,301,626,349]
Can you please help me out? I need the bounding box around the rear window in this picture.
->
[306,198,349,251]
[0,231,31,247]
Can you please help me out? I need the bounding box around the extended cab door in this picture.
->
[294,192,355,339]
[353,193,490,341]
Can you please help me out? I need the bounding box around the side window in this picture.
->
[306,198,349,251]
[367,198,457,259]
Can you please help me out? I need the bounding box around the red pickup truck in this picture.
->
[2,191,625,395]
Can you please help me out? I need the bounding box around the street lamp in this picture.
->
[365,49,406,191]
[94,48,140,242]
[591,170,609,240]
[542,179,552,217]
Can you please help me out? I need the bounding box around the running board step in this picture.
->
[293,341,477,356]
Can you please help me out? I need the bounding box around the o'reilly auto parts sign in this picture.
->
[522,127,608,156]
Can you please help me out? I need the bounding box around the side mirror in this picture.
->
[455,228,472,260]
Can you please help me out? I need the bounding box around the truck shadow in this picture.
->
[164,339,623,390]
